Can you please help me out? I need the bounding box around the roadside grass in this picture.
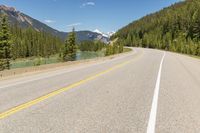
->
[166,49,200,60]
[10,50,105,69]
[10,47,132,70]
[10,55,61,69]
[123,47,132,53]
[188,55,200,59]
[76,50,105,60]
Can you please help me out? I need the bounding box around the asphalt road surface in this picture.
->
[0,48,200,133]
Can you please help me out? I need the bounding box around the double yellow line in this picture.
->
[0,60,131,120]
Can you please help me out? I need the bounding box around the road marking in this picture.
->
[0,60,131,120]
[0,60,117,89]
[147,52,166,133]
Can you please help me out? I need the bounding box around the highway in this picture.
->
[0,48,200,133]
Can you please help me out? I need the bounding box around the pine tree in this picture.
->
[119,43,124,53]
[0,15,12,70]
[63,28,77,61]
[0,24,4,70]
[9,23,63,59]
[105,45,110,56]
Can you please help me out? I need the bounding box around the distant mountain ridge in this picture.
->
[0,5,109,42]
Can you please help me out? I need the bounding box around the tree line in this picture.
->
[79,39,124,56]
[79,40,105,52]
[105,41,124,56]
[0,14,78,70]
[0,15,11,70]
[11,24,63,59]
[112,0,200,56]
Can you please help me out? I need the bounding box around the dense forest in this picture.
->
[0,15,11,70]
[11,24,63,59]
[79,40,105,52]
[0,15,78,70]
[112,0,200,56]
[105,41,124,56]
[0,15,63,60]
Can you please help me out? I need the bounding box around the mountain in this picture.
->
[94,29,115,38]
[113,0,200,56]
[93,29,111,44]
[0,5,108,42]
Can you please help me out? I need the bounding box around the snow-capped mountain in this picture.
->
[94,29,115,38]
[94,29,103,34]
[107,31,115,37]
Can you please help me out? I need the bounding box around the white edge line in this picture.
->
[147,52,166,133]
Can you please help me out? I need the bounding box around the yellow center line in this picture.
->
[0,60,131,120]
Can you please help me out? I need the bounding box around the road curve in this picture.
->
[0,48,200,133]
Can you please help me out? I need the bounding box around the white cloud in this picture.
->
[67,22,82,27]
[44,20,55,23]
[81,2,95,7]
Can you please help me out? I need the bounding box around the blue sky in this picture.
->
[1,0,181,33]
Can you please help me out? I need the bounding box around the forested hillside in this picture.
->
[112,0,200,56]
[0,15,107,71]
[10,24,63,59]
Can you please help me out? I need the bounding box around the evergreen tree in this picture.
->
[105,42,124,56]
[0,14,64,71]
[0,24,3,70]
[63,28,77,61]
[105,45,110,56]
[119,43,124,53]
[193,9,200,40]
[0,15,11,70]
[9,23,63,59]
[79,40,105,52]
